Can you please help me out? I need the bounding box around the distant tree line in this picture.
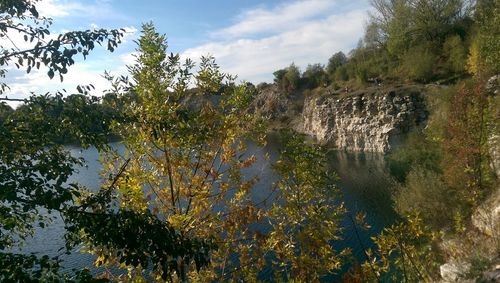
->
[0,91,137,145]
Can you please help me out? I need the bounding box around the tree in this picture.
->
[0,101,13,121]
[274,63,301,94]
[0,0,129,281]
[0,0,123,95]
[326,51,347,76]
[79,23,266,281]
[72,23,353,282]
[443,35,467,74]
[401,44,436,82]
[360,213,442,282]
[369,0,473,57]
[264,130,348,281]
[302,63,327,88]
[441,79,496,229]
[467,0,500,75]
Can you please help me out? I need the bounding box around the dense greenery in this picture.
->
[0,1,206,282]
[273,0,499,281]
[1,0,498,282]
[0,0,129,280]
[272,0,497,91]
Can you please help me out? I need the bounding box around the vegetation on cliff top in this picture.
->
[0,0,498,281]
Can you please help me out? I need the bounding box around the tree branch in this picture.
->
[0,97,25,102]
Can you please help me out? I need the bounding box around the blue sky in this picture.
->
[2,0,371,105]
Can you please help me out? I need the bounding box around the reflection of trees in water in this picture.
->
[328,150,397,225]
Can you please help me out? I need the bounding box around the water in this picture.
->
[16,139,397,277]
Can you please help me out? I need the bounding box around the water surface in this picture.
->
[17,139,396,277]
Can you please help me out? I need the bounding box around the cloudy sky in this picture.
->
[2,0,371,105]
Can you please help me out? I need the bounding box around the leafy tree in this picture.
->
[443,35,467,74]
[401,45,436,82]
[442,79,496,229]
[334,65,349,81]
[263,130,348,281]
[0,94,115,281]
[326,51,347,76]
[0,0,123,94]
[81,23,266,281]
[364,21,386,48]
[393,167,452,229]
[273,68,287,83]
[369,0,472,57]
[0,101,13,121]
[386,131,442,182]
[74,23,353,281]
[302,63,327,89]
[274,63,301,94]
[467,0,500,75]
[0,0,143,281]
[360,213,442,282]
[283,63,300,93]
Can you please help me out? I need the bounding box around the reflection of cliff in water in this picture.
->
[328,150,398,277]
[329,150,396,223]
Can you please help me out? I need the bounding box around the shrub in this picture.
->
[402,45,436,82]
[302,63,327,89]
[274,63,301,94]
[334,65,348,81]
[386,131,442,182]
[443,35,467,74]
[393,167,454,229]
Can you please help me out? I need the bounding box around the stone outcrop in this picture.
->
[472,189,500,238]
[300,86,427,152]
[440,262,472,282]
[249,84,304,130]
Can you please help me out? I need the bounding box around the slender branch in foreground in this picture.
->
[0,97,25,102]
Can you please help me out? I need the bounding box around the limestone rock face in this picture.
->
[301,87,427,152]
[472,189,500,237]
[440,262,472,282]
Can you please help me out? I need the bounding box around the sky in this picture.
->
[2,0,371,106]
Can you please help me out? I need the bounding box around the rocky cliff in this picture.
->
[300,86,428,152]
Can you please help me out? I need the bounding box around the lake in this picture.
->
[15,138,397,278]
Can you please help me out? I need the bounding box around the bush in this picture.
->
[386,131,442,182]
[326,52,347,75]
[302,63,327,89]
[443,35,467,74]
[402,45,436,82]
[334,65,348,81]
[394,167,454,229]
[274,63,301,94]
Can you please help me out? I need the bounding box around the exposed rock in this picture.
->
[472,189,500,238]
[440,189,500,283]
[300,86,427,152]
[249,84,304,130]
[487,75,500,178]
[440,262,472,282]
[479,267,500,282]
[490,133,500,179]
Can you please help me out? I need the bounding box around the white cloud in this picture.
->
[119,52,138,66]
[37,0,84,18]
[183,1,369,83]
[213,0,337,38]
[35,0,127,21]
[0,0,135,108]
[2,50,133,108]
[121,26,138,44]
